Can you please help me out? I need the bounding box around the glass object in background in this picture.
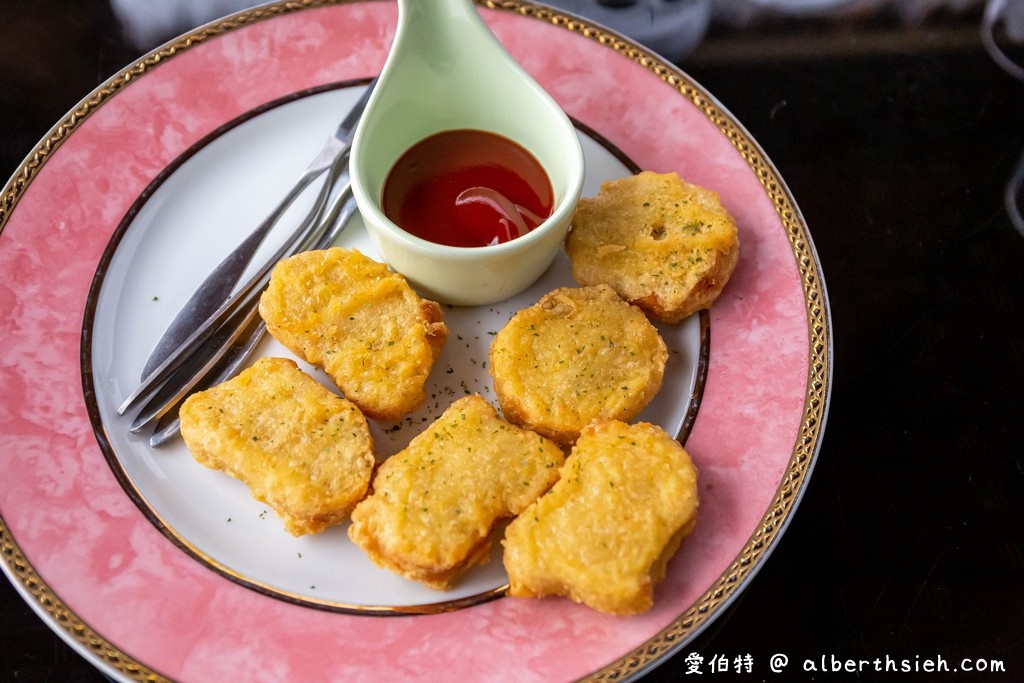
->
[981,0,1024,235]
[530,0,713,62]
[1006,149,1024,236]
[110,0,714,60]
[110,0,260,49]
[983,0,1024,78]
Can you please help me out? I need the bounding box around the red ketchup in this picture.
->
[382,129,553,248]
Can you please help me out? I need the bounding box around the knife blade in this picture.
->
[139,78,376,381]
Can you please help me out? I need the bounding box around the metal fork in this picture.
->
[117,80,374,419]
[136,181,360,447]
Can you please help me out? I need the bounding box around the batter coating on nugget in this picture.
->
[566,171,740,323]
[258,247,448,421]
[348,395,564,590]
[489,285,667,446]
[503,419,700,615]
[179,357,376,537]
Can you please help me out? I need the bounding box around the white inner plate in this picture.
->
[86,83,704,613]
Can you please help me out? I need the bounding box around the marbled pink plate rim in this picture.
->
[0,1,831,681]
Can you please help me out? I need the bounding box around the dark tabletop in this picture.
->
[2,1,1023,681]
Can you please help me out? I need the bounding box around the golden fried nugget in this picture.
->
[258,247,448,421]
[348,395,564,590]
[503,419,699,615]
[489,285,667,446]
[566,171,740,323]
[179,357,375,537]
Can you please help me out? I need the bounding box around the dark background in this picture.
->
[3,1,1023,681]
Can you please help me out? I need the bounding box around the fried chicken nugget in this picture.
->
[503,419,699,615]
[489,285,667,446]
[258,247,448,421]
[565,171,740,323]
[179,356,375,536]
[348,395,565,590]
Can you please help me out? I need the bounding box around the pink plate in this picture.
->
[0,1,831,680]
